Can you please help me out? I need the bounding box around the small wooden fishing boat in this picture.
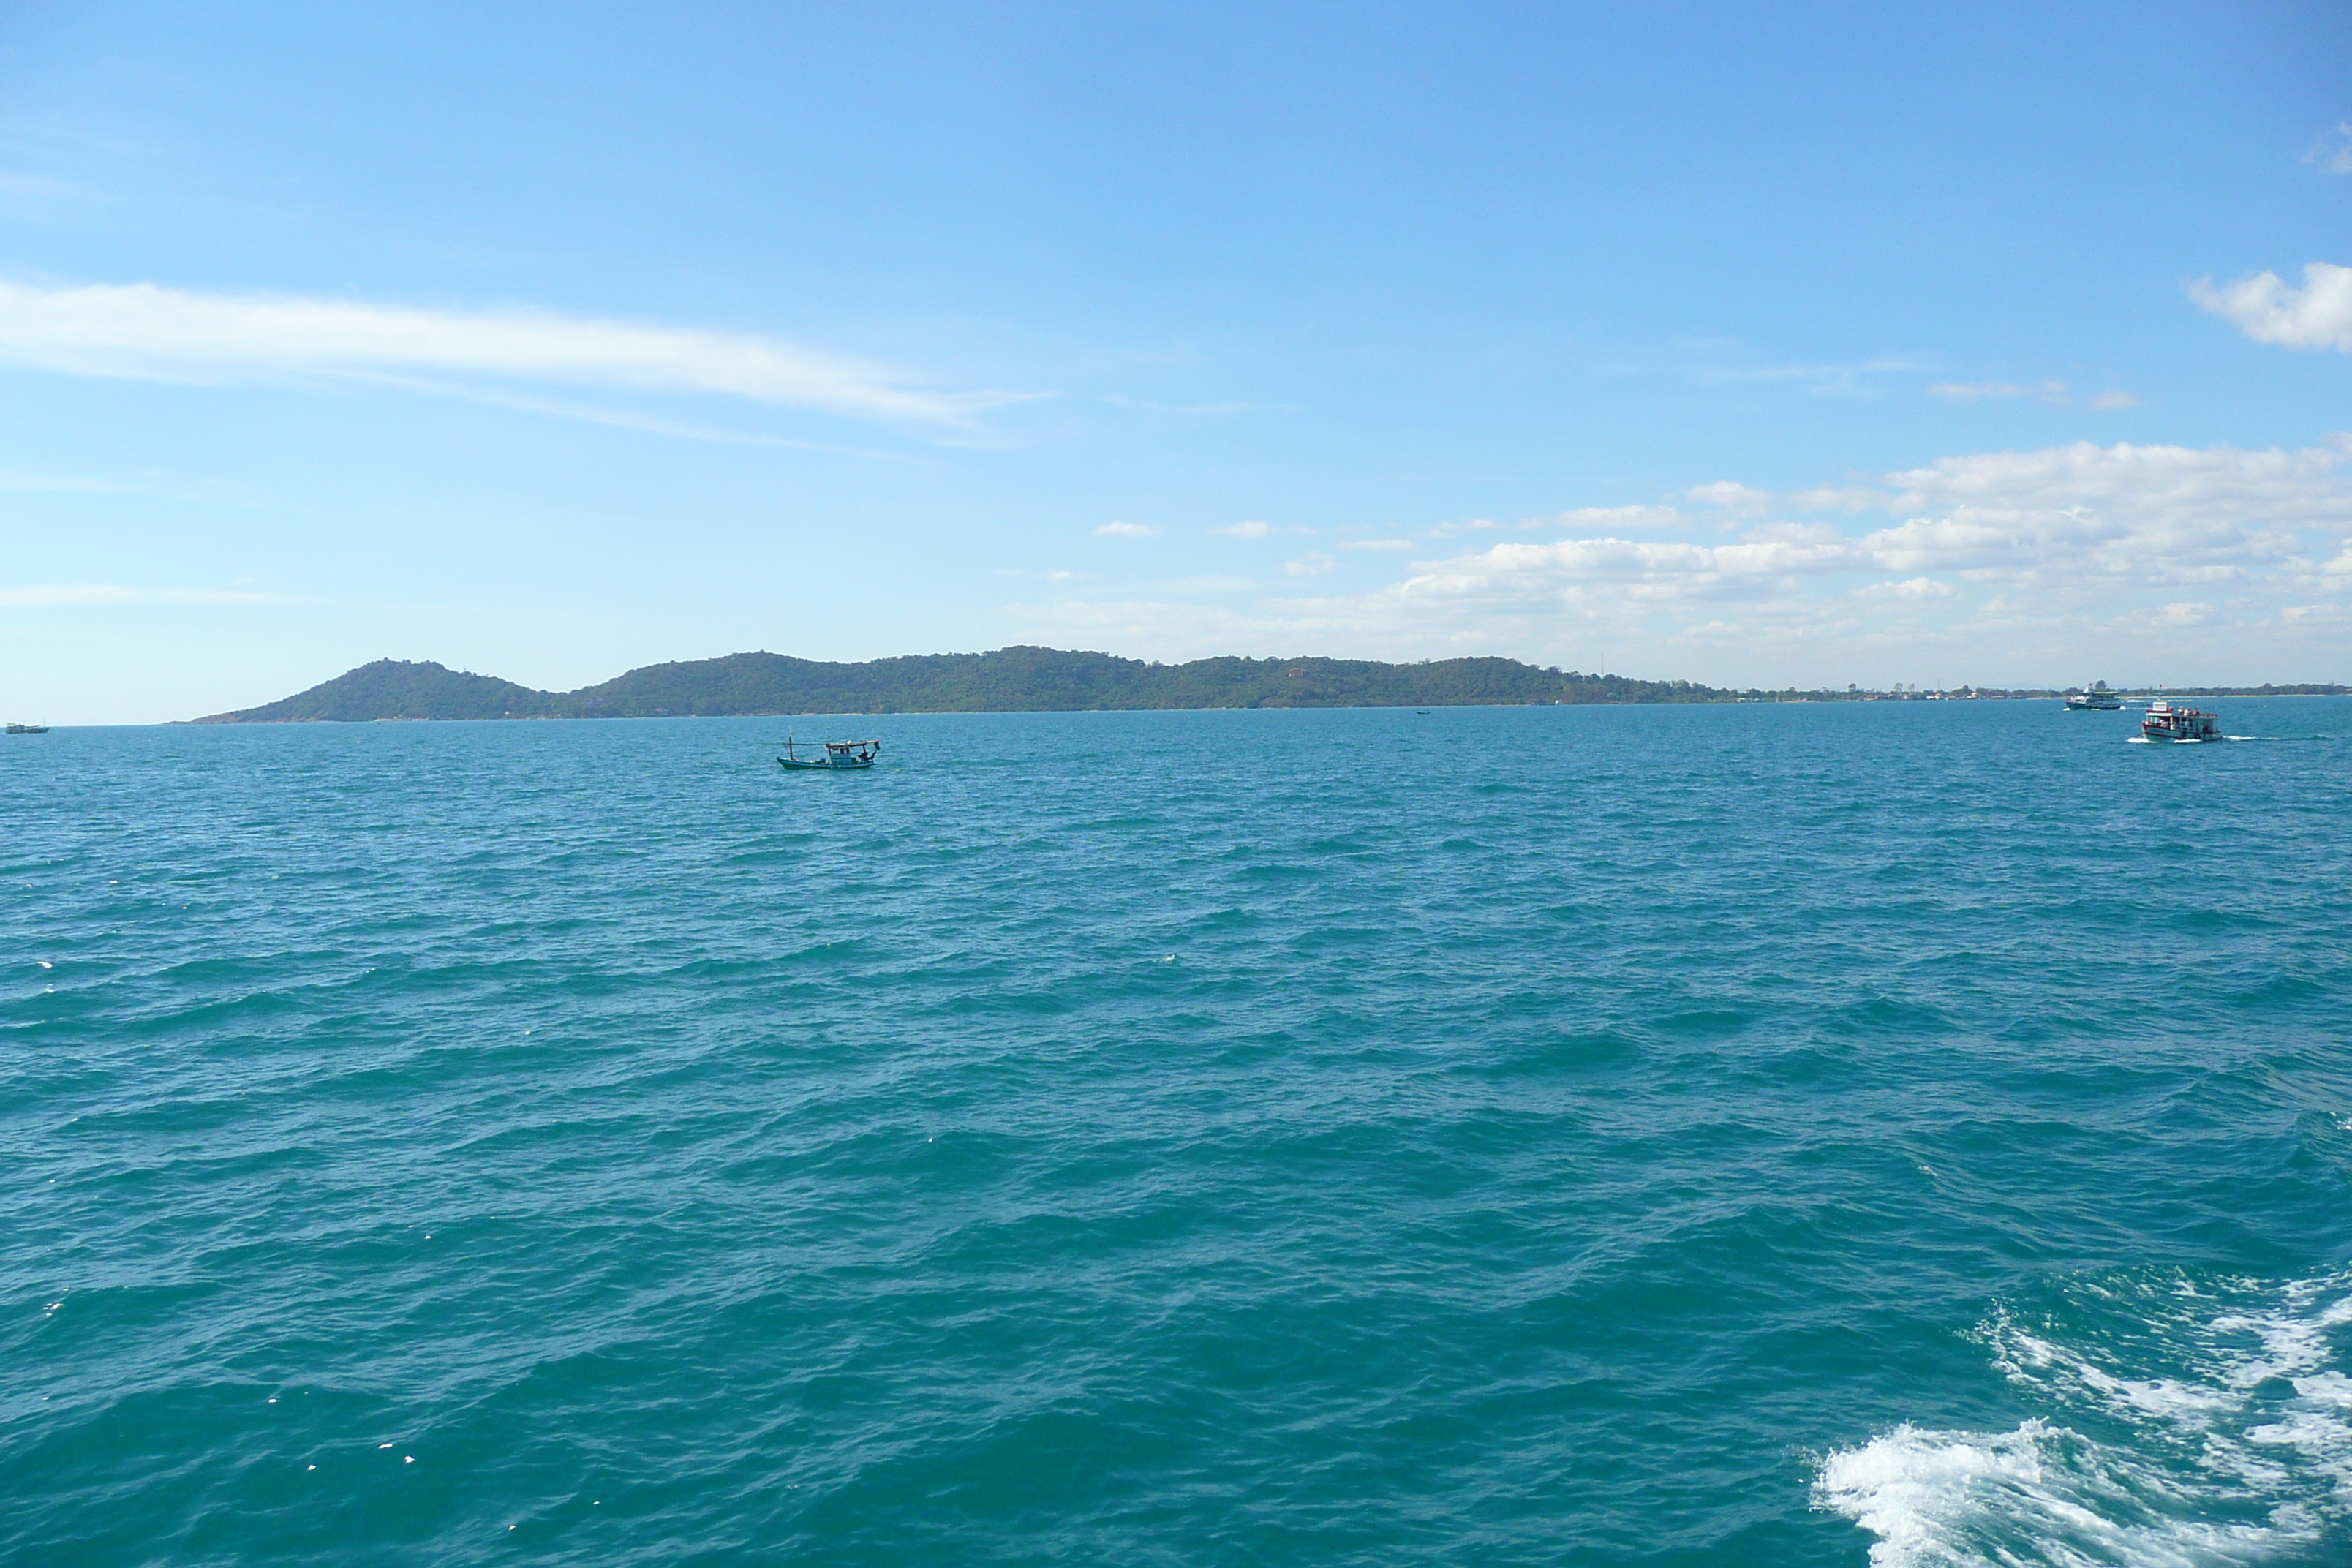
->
[778,736,880,771]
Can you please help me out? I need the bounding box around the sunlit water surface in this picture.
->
[6,700,2352,1566]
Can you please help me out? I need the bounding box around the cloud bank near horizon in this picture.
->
[1017,437,2352,681]
[0,279,996,426]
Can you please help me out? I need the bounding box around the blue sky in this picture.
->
[2,1,2348,720]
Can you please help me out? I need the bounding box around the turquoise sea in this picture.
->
[7,699,2352,1567]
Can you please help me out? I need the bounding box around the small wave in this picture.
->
[1817,1268,2352,1565]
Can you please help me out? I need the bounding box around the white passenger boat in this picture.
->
[2063,682,2124,711]
[2138,701,2220,742]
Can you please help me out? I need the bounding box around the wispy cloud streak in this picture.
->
[0,583,288,607]
[0,279,999,425]
[2307,124,2352,176]
[1929,380,2069,404]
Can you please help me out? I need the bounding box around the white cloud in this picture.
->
[1695,357,1926,396]
[2190,263,2352,353]
[2088,390,2140,410]
[1283,552,1335,576]
[1929,380,2069,404]
[1210,520,1274,538]
[2307,124,2352,176]
[0,583,287,607]
[1395,440,2352,606]
[1783,485,1883,513]
[1395,532,1864,607]
[1096,521,1160,538]
[0,279,997,425]
[1874,437,2351,558]
[1688,482,1771,516]
[1159,576,1259,593]
[1341,538,1417,551]
[1421,508,1678,539]
[1105,396,1297,415]
[1017,437,2352,684]
[1855,576,1959,601]
[386,380,911,455]
[1553,505,1683,530]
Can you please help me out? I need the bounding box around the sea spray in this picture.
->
[1818,1269,2352,1565]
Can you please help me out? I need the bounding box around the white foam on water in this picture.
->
[1816,1420,2280,1567]
[2288,1373,2352,1409]
[1817,1269,2352,1566]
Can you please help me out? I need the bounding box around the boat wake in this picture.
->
[1817,1268,2352,1566]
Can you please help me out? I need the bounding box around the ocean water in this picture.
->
[6,698,2352,1567]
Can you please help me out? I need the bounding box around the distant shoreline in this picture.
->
[178,648,2352,724]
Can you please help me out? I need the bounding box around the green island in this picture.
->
[184,649,2350,723]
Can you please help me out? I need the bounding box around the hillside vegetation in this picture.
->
[190,649,2348,723]
[189,649,1727,721]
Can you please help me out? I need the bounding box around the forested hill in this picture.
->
[187,648,1730,721]
[195,660,568,722]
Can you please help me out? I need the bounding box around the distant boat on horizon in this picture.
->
[6,723,49,734]
[2064,681,2125,712]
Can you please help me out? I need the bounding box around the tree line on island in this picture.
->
[185,649,2348,723]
